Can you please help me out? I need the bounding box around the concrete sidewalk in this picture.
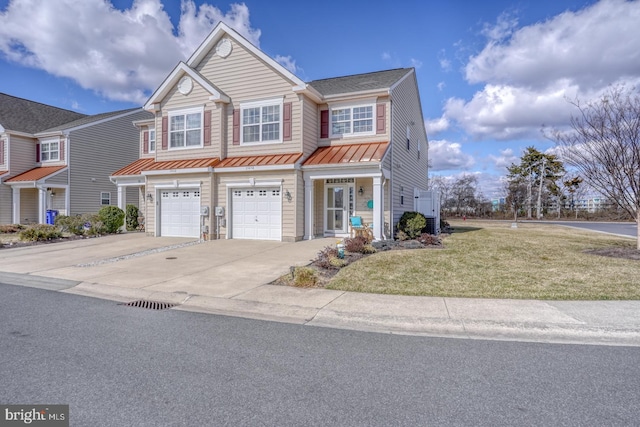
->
[1,233,639,346]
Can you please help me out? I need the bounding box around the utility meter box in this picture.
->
[200,206,209,216]
[214,206,224,217]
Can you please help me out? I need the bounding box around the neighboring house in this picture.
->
[111,22,429,241]
[0,93,152,224]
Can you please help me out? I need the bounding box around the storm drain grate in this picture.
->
[121,300,177,310]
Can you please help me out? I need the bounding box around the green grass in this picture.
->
[326,220,640,300]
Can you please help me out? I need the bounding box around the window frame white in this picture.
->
[100,192,111,206]
[168,107,204,150]
[240,98,284,146]
[329,100,376,138]
[149,127,156,153]
[40,138,60,162]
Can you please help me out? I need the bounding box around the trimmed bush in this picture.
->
[19,224,62,242]
[55,215,85,235]
[0,224,25,234]
[344,236,368,253]
[329,257,348,268]
[362,244,377,254]
[397,211,427,239]
[315,246,340,269]
[98,206,125,234]
[292,267,318,287]
[126,204,139,231]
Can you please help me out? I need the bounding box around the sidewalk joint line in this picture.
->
[304,291,346,325]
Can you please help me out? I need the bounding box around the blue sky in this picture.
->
[1,0,639,197]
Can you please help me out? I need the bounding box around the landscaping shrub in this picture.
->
[315,246,340,269]
[292,267,318,287]
[329,257,348,268]
[417,233,441,246]
[55,215,85,235]
[0,224,25,234]
[98,206,125,234]
[126,204,139,231]
[344,236,368,253]
[397,211,427,239]
[19,224,62,242]
[362,244,377,254]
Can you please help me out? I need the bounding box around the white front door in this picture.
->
[159,188,200,238]
[231,188,281,240]
[325,185,352,235]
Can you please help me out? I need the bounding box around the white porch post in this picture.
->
[304,176,314,240]
[373,175,382,240]
[38,187,47,224]
[12,187,20,224]
[117,185,126,210]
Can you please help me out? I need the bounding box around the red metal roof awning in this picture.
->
[5,166,66,182]
[112,157,220,176]
[302,142,389,166]
[217,153,302,168]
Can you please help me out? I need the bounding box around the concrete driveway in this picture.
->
[0,233,334,299]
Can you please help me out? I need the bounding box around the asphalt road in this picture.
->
[540,220,637,238]
[2,283,639,426]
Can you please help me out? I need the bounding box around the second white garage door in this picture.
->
[160,188,200,238]
[231,188,281,240]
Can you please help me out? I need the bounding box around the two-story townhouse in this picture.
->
[0,93,152,224]
[111,22,428,241]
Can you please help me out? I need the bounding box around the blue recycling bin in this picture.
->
[46,209,59,225]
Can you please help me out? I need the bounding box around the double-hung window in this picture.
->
[241,98,283,144]
[40,138,60,162]
[169,107,203,149]
[149,128,156,153]
[330,103,374,137]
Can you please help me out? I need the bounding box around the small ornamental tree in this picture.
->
[397,211,427,239]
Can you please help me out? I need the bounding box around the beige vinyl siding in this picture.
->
[313,179,323,236]
[354,178,374,227]
[50,190,66,216]
[69,110,148,216]
[388,71,429,228]
[0,183,11,224]
[20,188,37,224]
[157,83,221,162]
[216,170,298,240]
[317,96,391,147]
[39,136,66,167]
[7,135,36,179]
[0,137,7,170]
[195,38,303,157]
[126,186,139,208]
[302,97,319,157]
[294,170,304,239]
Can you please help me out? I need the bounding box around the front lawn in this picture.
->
[326,220,640,300]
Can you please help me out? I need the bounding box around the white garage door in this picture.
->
[231,188,281,240]
[160,188,200,238]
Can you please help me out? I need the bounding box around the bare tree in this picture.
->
[548,85,640,249]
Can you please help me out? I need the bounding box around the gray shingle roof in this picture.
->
[308,68,413,96]
[38,108,151,133]
[0,93,86,134]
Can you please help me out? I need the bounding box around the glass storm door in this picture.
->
[325,185,353,234]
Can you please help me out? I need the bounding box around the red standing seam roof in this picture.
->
[216,153,302,168]
[302,142,389,166]
[112,157,220,176]
[5,166,66,182]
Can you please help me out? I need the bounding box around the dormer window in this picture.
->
[40,138,60,162]
[169,107,203,149]
[330,103,374,137]
[149,128,156,153]
[241,98,283,144]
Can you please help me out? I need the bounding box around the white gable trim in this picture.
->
[144,62,230,111]
[187,22,309,90]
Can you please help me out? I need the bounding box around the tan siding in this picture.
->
[0,137,7,170]
[302,97,318,157]
[45,169,68,185]
[7,135,36,179]
[354,178,374,226]
[295,170,304,239]
[389,72,429,228]
[316,97,390,148]
[69,110,147,215]
[0,184,12,224]
[313,179,323,236]
[20,188,37,224]
[51,190,67,216]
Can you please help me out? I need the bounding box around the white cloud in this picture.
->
[381,52,391,61]
[0,0,261,104]
[428,139,475,171]
[425,116,450,135]
[410,58,423,69]
[437,82,446,91]
[275,55,298,74]
[488,148,519,169]
[449,0,640,140]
